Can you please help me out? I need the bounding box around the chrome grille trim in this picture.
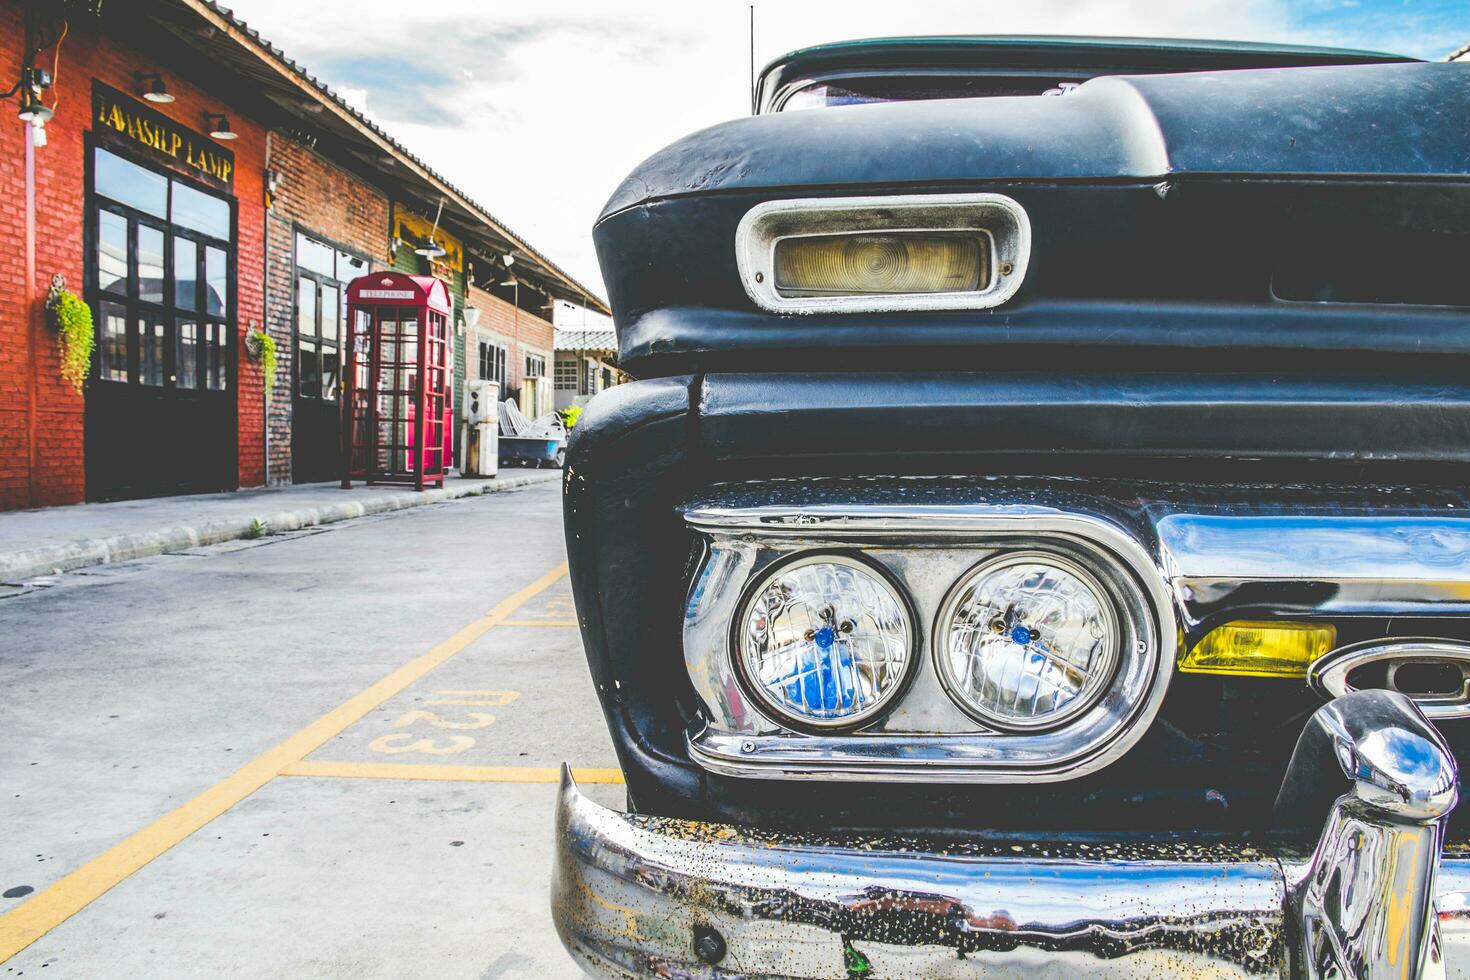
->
[680,503,1176,783]
[1310,638,1470,720]
[1156,513,1470,628]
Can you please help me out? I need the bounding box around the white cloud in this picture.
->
[332,85,371,115]
[224,0,1423,313]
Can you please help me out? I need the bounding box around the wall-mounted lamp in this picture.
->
[415,198,447,259]
[204,112,237,140]
[15,66,52,125]
[464,307,481,330]
[502,253,516,267]
[134,72,174,104]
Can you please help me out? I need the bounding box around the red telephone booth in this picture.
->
[342,272,453,490]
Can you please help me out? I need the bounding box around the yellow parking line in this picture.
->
[280,760,624,783]
[499,619,580,627]
[0,561,569,964]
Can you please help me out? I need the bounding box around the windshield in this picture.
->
[779,74,1082,110]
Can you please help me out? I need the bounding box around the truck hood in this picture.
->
[600,61,1470,220]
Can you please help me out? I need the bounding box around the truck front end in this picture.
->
[555,39,1470,978]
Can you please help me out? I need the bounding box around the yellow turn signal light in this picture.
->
[1179,621,1338,678]
[773,233,990,297]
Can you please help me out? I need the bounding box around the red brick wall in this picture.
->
[0,0,78,508]
[466,285,553,397]
[0,3,267,508]
[263,134,388,483]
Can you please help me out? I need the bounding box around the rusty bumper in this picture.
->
[553,691,1470,978]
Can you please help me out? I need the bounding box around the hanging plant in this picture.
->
[245,328,278,398]
[46,275,94,394]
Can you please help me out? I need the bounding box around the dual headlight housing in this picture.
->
[682,502,1172,784]
[739,550,1121,733]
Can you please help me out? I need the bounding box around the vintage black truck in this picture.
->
[553,36,1470,979]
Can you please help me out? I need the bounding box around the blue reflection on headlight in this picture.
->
[741,556,911,726]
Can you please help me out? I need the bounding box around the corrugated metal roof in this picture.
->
[554,328,618,354]
[173,1,608,314]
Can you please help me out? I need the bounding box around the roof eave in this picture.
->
[175,0,609,316]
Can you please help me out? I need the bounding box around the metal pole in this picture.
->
[24,109,39,507]
[261,132,273,485]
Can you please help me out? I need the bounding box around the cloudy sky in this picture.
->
[227,0,1466,316]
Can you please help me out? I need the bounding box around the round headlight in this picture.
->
[936,552,1119,731]
[739,554,912,728]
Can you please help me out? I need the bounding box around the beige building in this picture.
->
[554,329,623,410]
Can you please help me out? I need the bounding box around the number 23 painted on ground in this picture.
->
[368,709,496,755]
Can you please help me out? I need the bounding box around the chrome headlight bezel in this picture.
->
[733,551,917,732]
[680,496,1176,784]
[933,550,1122,733]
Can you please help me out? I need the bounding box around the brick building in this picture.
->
[1,0,268,505]
[0,0,606,508]
[262,133,388,484]
[467,280,556,420]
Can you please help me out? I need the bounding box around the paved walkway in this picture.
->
[0,471,560,583]
[0,480,613,977]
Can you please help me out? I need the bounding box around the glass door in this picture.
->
[86,145,235,500]
[292,231,367,483]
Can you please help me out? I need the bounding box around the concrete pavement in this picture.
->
[0,480,612,977]
[0,471,560,584]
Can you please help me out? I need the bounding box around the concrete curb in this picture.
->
[0,472,560,584]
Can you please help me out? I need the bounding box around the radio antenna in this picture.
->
[749,5,755,114]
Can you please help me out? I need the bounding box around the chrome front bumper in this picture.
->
[553,692,1469,978]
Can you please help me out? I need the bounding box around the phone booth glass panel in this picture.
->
[343,272,453,490]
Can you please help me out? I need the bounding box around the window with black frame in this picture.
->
[294,232,370,403]
[92,147,232,391]
[478,340,507,386]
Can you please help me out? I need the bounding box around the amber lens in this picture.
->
[1179,621,1338,678]
[773,234,989,296]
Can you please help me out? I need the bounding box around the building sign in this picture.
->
[92,82,235,189]
[393,205,463,280]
